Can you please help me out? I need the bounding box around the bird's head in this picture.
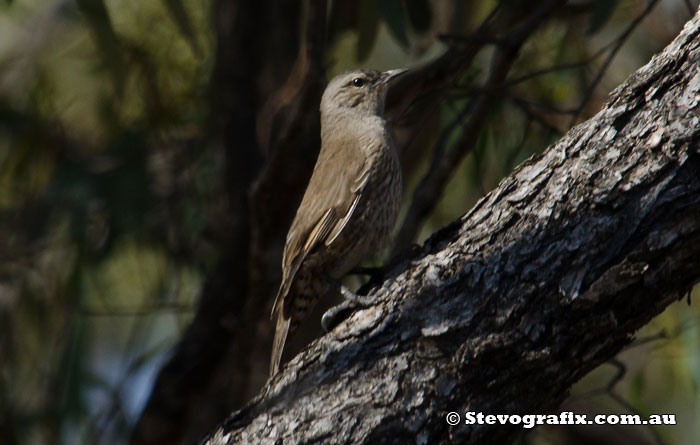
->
[320,68,408,117]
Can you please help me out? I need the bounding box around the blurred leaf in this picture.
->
[43,129,151,252]
[357,0,380,61]
[327,1,358,43]
[57,290,88,421]
[587,0,618,35]
[404,0,431,33]
[76,0,125,96]
[161,0,202,57]
[98,132,151,236]
[470,126,489,191]
[377,0,408,47]
[449,0,466,33]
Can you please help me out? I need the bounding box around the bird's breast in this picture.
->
[328,141,402,273]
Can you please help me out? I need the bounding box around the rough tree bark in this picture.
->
[200,9,700,445]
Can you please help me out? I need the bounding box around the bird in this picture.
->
[269,68,407,377]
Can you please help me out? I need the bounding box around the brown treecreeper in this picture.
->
[269,68,407,376]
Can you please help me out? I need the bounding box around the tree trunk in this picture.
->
[201,9,700,445]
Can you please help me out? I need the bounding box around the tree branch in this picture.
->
[201,8,700,444]
[391,0,568,255]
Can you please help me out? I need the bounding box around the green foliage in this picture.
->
[161,0,201,56]
[357,0,380,62]
[76,0,126,95]
[0,0,698,444]
[404,0,432,33]
[588,0,619,34]
[377,0,409,46]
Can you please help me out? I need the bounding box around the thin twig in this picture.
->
[509,94,572,133]
[569,0,662,126]
[392,0,567,255]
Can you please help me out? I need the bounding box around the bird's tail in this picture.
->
[269,310,291,377]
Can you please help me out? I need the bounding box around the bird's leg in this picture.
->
[348,265,392,295]
[320,272,374,305]
[320,272,375,332]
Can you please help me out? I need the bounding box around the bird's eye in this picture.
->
[352,77,365,87]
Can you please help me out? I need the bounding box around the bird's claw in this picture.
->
[322,301,355,332]
[321,296,374,332]
[320,272,375,332]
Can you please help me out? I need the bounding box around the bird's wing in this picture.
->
[269,308,290,376]
[268,205,341,377]
[270,207,338,319]
[324,160,371,246]
[271,134,372,320]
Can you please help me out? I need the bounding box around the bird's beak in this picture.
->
[380,68,408,84]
